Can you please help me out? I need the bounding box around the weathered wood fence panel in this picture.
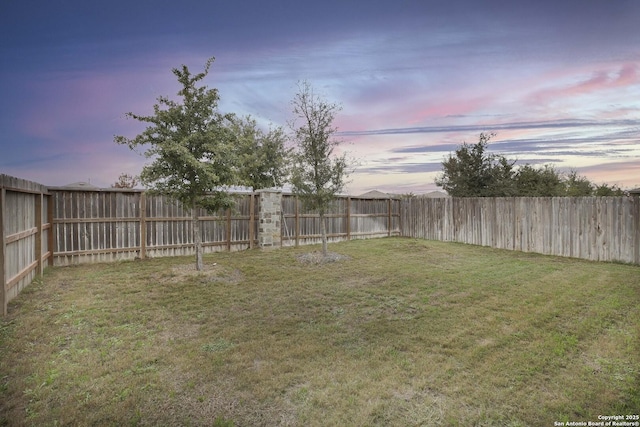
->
[0,175,52,316]
[51,190,260,265]
[281,195,401,247]
[6,171,640,316]
[50,189,400,265]
[401,196,640,264]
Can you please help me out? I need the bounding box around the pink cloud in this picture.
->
[578,160,640,189]
[613,63,638,86]
[527,63,640,107]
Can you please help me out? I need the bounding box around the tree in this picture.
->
[436,134,627,197]
[514,164,565,196]
[435,133,515,197]
[289,81,350,256]
[564,170,594,196]
[594,183,627,196]
[112,173,139,189]
[114,57,238,270]
[231,115,290,191]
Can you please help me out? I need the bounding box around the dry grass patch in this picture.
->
[1,238,639,426]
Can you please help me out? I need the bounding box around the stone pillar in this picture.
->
[258,190,282,249]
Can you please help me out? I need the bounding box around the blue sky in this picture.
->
[1,0,639,194]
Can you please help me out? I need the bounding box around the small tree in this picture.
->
[436,133,628,197]
[514,164,565,196]
[289,81,350,256]
[594,183,626,196]
[436,133,515,197]
[564,170,594,196]
[112,173,139,189]
[115,57,238,270]
[231,115,290,191]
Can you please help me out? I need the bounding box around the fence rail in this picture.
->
[401,196,640,264]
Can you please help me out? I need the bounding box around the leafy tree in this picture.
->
[594,183,627,196]
[112,173,139,189]
[564,170,594,196]
[436,133,515,197]
[289,81,351,256]
[114,57,238,270]
[514,164,565,196]
[436,134,629,197]
[491,155,518,196]
[231,115,290,191]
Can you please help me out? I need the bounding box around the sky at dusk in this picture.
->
[1,0,639,194]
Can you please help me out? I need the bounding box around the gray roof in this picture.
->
[62,181,100,190]
[421,191,450,198]
[358,190,393,199]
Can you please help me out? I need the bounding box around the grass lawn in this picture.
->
[1,237,639,426]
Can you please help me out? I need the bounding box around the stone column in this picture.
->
[258,190,282,249]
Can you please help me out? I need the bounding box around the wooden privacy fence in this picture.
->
[50,189,260,266]
[0,175,53,316]
[6,170,640,316]
[401,196,640,264]
[281,195,401,246]
[50,188,402,266]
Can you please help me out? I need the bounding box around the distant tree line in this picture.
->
[435,133,627,197]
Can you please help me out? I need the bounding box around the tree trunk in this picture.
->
[320,212,328,256]
[193,202,203,271]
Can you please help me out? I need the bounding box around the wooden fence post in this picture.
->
[35,193,43,275]
[139,192,147,259]
[388,199,392,237]
[636,197,640,265]
[47,194,54,266]
[249,193,255,249]
[0,188,6,316]
[295,196,300,247]
[632,191,640,265]
[346,197,351,240]
[226,208,232,251]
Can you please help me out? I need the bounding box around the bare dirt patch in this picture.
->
[296,251,350,265]
[170,263,243,284]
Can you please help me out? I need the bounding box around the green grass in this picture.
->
[1,238,639,426]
